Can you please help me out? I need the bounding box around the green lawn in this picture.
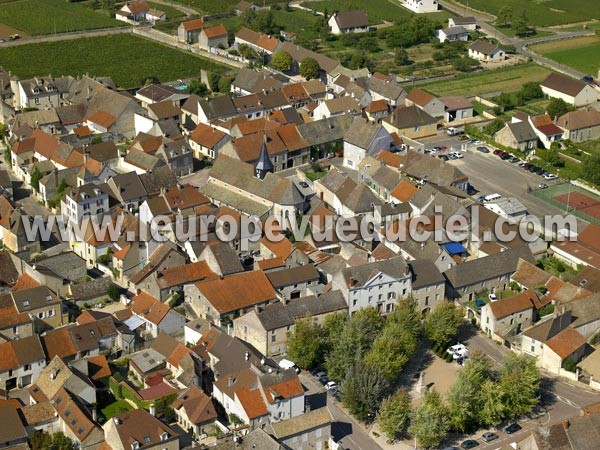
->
[101,400,133,420]
[492,25,555,40]
[533,38,600,75]
[421,63,552,97]
[148,1,185,20]
[302,0,413,24]
[0,34,231,88]
[455,0,600,26]
[0,0,119,36]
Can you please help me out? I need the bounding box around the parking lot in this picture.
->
[447,145,570,221]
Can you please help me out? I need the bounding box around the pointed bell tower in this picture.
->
[254,134,274,180]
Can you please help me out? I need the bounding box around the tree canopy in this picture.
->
[423,302,464,348]
[300,57,320,80]
[409,389,451,448]
[286,317,322,369]
[378,389,412,440]
[272,51,293,72]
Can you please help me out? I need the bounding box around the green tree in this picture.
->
[347,53,370,70]
[480,379,505,427]
[546,97,571,119]
[272,51,293,72]
[107,283,119,301]
[300,57,321,80]
[186,79,209,96]
[30,166,43,192]
[325,307,384,382]
[499,353,541,418]
[208,72,222,92]
[254,10,278,35]
[100,0,116,11]
[321,311,347,353]
[377,389,412,440]
[452,57,479,72]
[423,302,464,348]
[31,431,75,450]
[513,10,530,37]
[357,36,380,53]
[409,389,451,448]
[394,48,410,66]
[484,118,505,136]
[582,154,600,186]
[286,317,322,369]
[218,77,233,94]
[497,6,513,27]
[546,148,564,167]
[446,352,494,432]
[387,300,421,339]
[340,358,390,422]
[364,322,411,382]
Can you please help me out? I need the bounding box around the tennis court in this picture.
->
[529,182,600,226]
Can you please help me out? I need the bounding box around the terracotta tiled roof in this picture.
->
[0,340,18,371]
[196,270,277,314]
[390,179,418,203]
[182,18,204,31]
[237,387,268,419]
[263,377,303,403]
[156,261,217,289]
[257,257,285,270]
[190,123,228,148]
[281,83,310,103]
[86,110,116,129]
[12,273,40,291]
[130,292,170,325]
[366,99,389,114]
[167,343,192,367]
[406,87,435,107]
[73,126,91,137]
[42,327,78,360]
[163,183,209,210]
[203,24,227,38]
[545,326,587,359]
[260,236,293,259]
[488,291,537,319]
[87,355,112,380]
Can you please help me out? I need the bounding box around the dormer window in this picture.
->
[160,432,168,441]
[131,441,139,450]
[33,87,40,94]
[46,85,54,92]
[143,436,151,444]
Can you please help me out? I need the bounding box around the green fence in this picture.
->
[529,182,600,226]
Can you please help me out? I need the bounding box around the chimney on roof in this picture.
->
[50,366,59,380]
[92,406,97,422]
[149,403,156,416]
[245,351,250,361]
[228,376,234,387]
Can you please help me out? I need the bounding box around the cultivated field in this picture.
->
[532,36,600,75]
[420,63,552,97]
[455,0,599,26]
[303,0,453,24]
[0,34,231,88]
[147,1,185,19]
[0,0,120,36]
[170,0,280,14]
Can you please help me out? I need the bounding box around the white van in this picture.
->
[279,359,300,373]
[483,193,502,203]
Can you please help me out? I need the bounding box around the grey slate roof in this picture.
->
[266,265,320,289]
[297,115,352,146]
[522,312,571,343]
[384,105,437,129]
[337,183,381,213]
[506,121,538,143]
[70,277,114,302]
[333,10,369,29]
[342,256,409,287]
[36,252,87,282]
[444,246,535,288]
[409,259,445,289]
[252,290,347,330]
[344,118,386,150]
[440,26,468,36]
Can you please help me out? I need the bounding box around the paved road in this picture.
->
[446,146,588,233]
[452,328,600,449]
[299,373,383,450]
[0,27,131,47]
[149,0,198,16]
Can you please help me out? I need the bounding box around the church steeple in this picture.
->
[254,134,273,180]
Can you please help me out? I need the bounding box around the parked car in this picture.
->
[527,165,539,173]
[450,152,464,159]
[493,149,503,156]
[538,183,548,189]
[279,358,301,374]
[325,381,337,391]
[475,299,486,308]
[476,146,490,153]
[318,376,329,385]
[438,154,449,161]
[505,423,522,434]
[461,440,479,449]
[489,293,498,302]
[583,75,594,84]
[500,152,511,160]
[534,166,545,175]
[509,156,520,163]
[523,163,531,170]
[311,368,324,376]
[543,173,558,180]
[482,432,499,442]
